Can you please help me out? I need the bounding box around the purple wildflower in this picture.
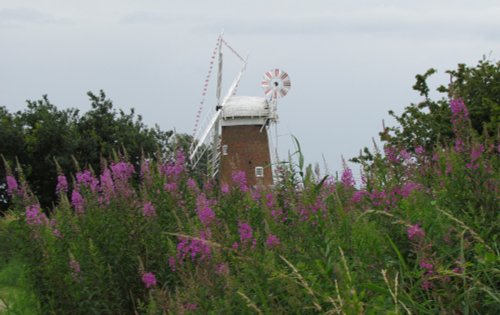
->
[163,163,183,178]
[238,222,253,243]
[454,138,464,152]
[143,201,156,217]
[271,208,287,223]
[265,234,280,248]
[141,272,157,288]
[187,178,197,190]
[99,169,115,203]
[415,146,425,155]
[400,149,411,161]
[52,229,62,238]
[384,146,399,163]
[421,280,433,291]
[419,260,434,275]
[265,193,274,208]
[168,256,176,272]
[446,163,453,175]
[196,194,216,226]
[140,159,151,183]
[198,206,215,226]
[232,242,239,251]
[407,224,425,241]
[401,182,420,198]
[161,151,186,179]
[221,183,230,194]
[466,144,484,170]
[341,166,355,188]
[450,98,470,152]
[351,190,367,203]
[110,161,134,182]
[215,263,229,276]
[450,98,469,119]
[49,219,63,238]
[6,175,19,196]
[164,182,177,192]
[370,190,387,207]
[470,144,484,161]
[25,204,47,226]
[176,150,186,167]
[251,189,261,201]
[184,303,198,311]
[76,170,98,192]
[71,190,85,214]
[232,170,248,192]
[56,175,68,194]
[176,233,212,264]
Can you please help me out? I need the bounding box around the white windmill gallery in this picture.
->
[189,34,291,187]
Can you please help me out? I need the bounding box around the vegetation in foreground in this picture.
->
[2,95,499,314]
[0,60,499,314]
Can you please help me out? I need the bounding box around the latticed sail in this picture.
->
[188,35,247,178]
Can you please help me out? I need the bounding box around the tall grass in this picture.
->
[2,98,499,314]
[0,216,39,315]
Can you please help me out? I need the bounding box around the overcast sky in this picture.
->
[1,0,499,176]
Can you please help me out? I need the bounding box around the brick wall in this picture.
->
[220,124,273,187]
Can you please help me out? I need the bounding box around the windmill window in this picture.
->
[255,166,264,177]
[222,145,228,155]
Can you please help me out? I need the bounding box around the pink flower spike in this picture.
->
[56,175,68,194]
[143,201,156,217]
[266,234,280,248]
[215,263,229,276]
[71,190,85,214]
[221,184,230,194]
[351,190,367,203]
[187,178,197,190]
[232,170,248,192]
[25,204,48,226]
[6,175,19,196]
[184,303,198,311]
[407,224,425,241]
[238,222,253,242]
[141,272,157,288]
[341,167,355,188]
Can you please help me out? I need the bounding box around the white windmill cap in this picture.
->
[222,96,270,119]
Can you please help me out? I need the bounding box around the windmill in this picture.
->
[189,34,291,187]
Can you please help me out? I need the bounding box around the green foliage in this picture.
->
[0,218,39,315]
[392,59,499,148]
[4,112,498,313]
[353,59,500,165]
[0,91,180,211]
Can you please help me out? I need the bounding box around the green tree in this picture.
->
[1,96,80,210]
[353,59,500,164]
[0,106,26,206]
[1,91,178,212]
[75,90,174,171]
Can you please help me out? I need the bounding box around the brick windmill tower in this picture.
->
[189,35,291,187]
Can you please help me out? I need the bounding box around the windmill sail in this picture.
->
[189,36,247,177]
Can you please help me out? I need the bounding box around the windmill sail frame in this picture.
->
[189,35,248,177]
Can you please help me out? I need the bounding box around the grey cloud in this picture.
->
[0,7,70,26]
[194,10,500,40]
[119,12,176,25]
